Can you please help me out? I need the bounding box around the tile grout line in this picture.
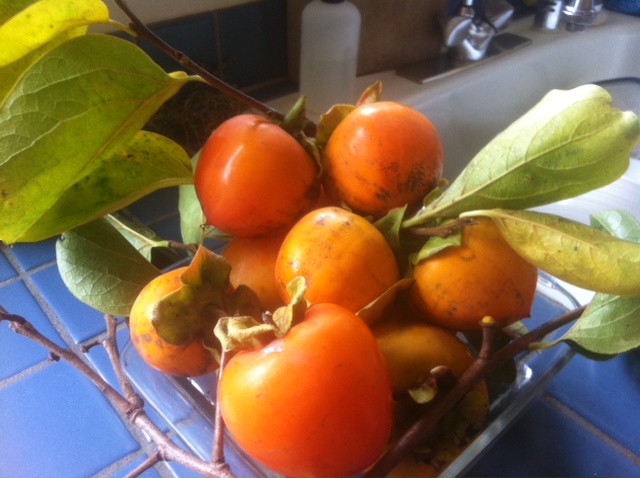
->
[540,391,640,467]
[0,358,55,391]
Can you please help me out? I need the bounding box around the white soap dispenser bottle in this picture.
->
[299,0,361,115]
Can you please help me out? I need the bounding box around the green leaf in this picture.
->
[591,209,640,242]
[178,150,221,245]
[469,209,640,296]
[411,230,462,265]
[0,34,195,244]
[551,209,640,358]
[56,216,161,317]
[373,205,407,259]
[315,104,355,149]
[105,213,176,262]
[560,293,640,359]
[0,0,109,67]
[11,131,193,243]
[404,85,640,226]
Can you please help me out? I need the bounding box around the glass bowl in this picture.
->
[121,271,579,477]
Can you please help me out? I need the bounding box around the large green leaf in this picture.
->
[56,216,161,317]
[404,85,640,227]
[467,209,640,296]
[0,0,108,67]
[0,34,196,244]
[550,210,640,358]
[13,131,193,243]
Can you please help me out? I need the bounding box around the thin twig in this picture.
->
[407,217,476,238]
[103,314,143,408]
[112,0,283,123]
[212,349,230,465]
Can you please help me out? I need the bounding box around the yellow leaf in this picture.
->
[0,0,109,67]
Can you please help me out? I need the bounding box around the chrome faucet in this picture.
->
[442,0,515,61]
[534,0,602,32]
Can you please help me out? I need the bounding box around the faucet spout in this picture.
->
[441,0,514,62]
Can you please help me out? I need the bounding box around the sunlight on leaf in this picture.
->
[0,0,109,67]
[11,131,193,243]
[56,217,161,317]
[468,209,640,296]
[551,209,640,358]
[0,34,196,244]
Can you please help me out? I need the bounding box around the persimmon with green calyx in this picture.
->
[128,247,232,377]
[217,301,394,478]
[322,101,444,219]
[275,206,400,315]
[410,217,539,332]
[194,114,321,238]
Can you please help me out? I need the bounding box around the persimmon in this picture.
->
[275,206,400,313]
[373,319,476,393]
[129,267,219,377]
[221,233,286,312]
[323,101,444,218]
[218,303,393,477]
[194,114,320,238]
[410,217,538,332]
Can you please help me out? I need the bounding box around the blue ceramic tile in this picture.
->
[0,248,17,282]
[218,0,288,88]
[84,327,171,433]
[28,265,109,344]
[465,397,640,477]
[545,351,640,455]
[108,454,162,477]
[7,237,57,272]
[0,280,67,380]
[0,360,140,477]
[125,187,180,225]
[138,14,218,74]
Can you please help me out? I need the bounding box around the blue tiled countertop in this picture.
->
[2,185,640,477]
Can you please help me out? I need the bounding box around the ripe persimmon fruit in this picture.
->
[275,206,400,314]
[221,233,286,312]
[373,319,476,393]
[194,114,320,238]
[410,217,538,332]
[129,267,219,377]
[323,101,444,218]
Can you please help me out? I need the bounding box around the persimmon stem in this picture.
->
[112,0,283,123]
[213,349,230,466]
[365,305,585,477]
[406,217,477,238]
